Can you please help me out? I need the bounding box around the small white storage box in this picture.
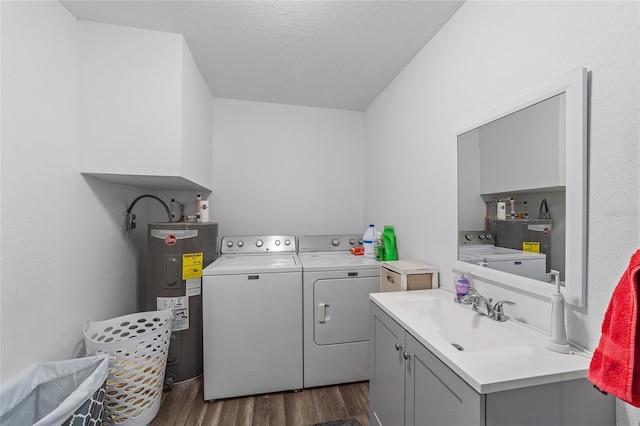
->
[84,309,172,426]
[380,260,438,292]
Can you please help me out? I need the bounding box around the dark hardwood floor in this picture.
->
[150,378,370,426]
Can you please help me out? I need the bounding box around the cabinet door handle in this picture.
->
[387,275,395,284]
[403,352,413,360]
[395,343,404,351]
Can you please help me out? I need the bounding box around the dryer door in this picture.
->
[313,276,379,345]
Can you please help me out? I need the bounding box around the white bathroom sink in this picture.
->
[426,299,528,352]
[378,294,527,352]
[370,289,592,393]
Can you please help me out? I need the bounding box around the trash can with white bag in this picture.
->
[83,309,172,426]
[0,354,110,426]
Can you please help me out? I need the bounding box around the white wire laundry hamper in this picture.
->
[84,309,173,425]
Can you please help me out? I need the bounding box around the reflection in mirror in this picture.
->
[456,68,587,307]
[458,94,566,282]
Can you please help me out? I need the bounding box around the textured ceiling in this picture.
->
[61,1,464,111]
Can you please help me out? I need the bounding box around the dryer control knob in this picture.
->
[256,239,264,247]
[237,241,244,247]
[226,240,234,247]
[349,239,356,245]
[285,239,291,246]
[275,240,281,246]
[332,239,340,247]
[465,235,474,241]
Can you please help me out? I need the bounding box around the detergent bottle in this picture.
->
[375,230,384,261]
[382,225,398,261]
[363,224,377,259]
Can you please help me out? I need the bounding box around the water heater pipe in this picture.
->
[125,194,173,231]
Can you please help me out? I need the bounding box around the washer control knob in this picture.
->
[485,234,493,240]
[285,239,291,246]
[465,234,474,241]
[226,240,234,247]
[237,241,244,247]
[479,234,485,240]
[275,240,281,246]
[256,239,264,248]
[331,238,340,247]
[349,239,356,245]
[358,238,363,244]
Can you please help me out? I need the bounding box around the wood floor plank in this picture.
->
[251,392,286,426]
[309,385,349,423]
[202,398,223,425]
[150,379,369,426]
[338,382,370,418]
[152,380,200,426]
[176,382,202,424]
[284,389,318,426]
[219,397,254,426]
[183,384,208,425]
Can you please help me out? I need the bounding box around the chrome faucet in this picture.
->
[464,287,494,316]
[462,287,515,322]
[492,300,516,322]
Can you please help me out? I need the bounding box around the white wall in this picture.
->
[211,98,365,237]
[364,2,639,424]
[0,2,145,383]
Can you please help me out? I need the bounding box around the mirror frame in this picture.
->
[455,68,587,307]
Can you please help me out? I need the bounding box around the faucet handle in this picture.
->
[493,300,515,322]
[459,287,477,305]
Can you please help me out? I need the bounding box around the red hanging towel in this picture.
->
[587,249,640,407]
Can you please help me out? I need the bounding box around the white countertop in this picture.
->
[370,289,592,394]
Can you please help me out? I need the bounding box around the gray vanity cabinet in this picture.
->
[370,303,482,426]
[370,302,406,426]
[405,333,482,426]
[370,301,614,426]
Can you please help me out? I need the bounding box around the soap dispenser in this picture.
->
[546,270,571,354]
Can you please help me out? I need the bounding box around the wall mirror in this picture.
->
[456,68,587,307]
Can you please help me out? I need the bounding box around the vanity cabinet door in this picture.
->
[405,335,484,426]
[370,304,406,426]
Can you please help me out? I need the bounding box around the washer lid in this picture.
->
[298,252,380,271]
[458,252,485,263]
[203,254,301,275]
[459,245,546,261]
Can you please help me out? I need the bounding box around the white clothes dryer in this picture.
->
[202,235,302,401]
[298,234,380,388]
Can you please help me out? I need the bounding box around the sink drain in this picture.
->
[451,343,464,351]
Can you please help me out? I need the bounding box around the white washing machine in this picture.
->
[202,235,302,401]
[459,231,547,281]
[298,234,380,388]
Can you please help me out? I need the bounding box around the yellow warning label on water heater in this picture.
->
[182,253,203,280]
[522,242,540,253]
